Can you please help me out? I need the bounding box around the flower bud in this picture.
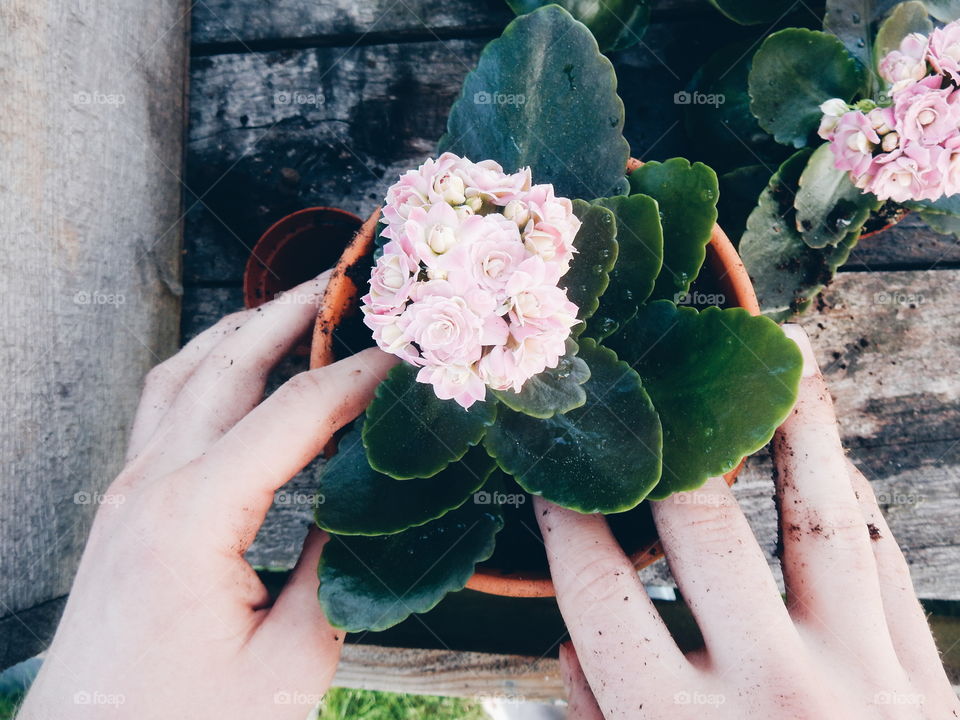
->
[846,130,873,154]
[427,224,457,254]
[820,98,849,117]
[917,108,937,126]
[453,204,475,220]
[503,200,530,228]
[881,131,900,153]
[465,195,483,212]
[433,173,466,205]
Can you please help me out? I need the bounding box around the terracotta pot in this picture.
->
[305,159,761,598]
[860,205,910,240]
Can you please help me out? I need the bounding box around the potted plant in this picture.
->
[250,6,804,632]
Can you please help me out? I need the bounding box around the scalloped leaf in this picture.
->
[707,0,798,24]
[740,149,861,320]
[874,2,933,81]
[363,363,497,480]
[627,158,718,302]
[484,338,662,514]
[919,210,960,236]
[319,500,504,632]
[794,143,879,248]
[584,194,663,340]
[563,200,618,326]
[749,28,866,148]
[315,422,496,536]
[505,0,651,52]
[438,5,630,200]
[492,339,590,418]
[606,301,802,499]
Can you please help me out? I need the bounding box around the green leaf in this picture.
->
[706,0,798,24]
[627,158,718,302]
[685,41,791,174]
[319,500,503,631]
[484,338,662,514]
[903,194,960,216]
[824,0,876,90]
[562,200,619,325]
[492,339,590,418]
[739,149,861,321]
[794,143,879,248]
[749,28,866,148]
[504,0,651,52]
[875,3,933,83]
[584,194,663,340]
[718,165,772,245]
[919,210,960,236]
[606,301,803,498]
[315,422,496,535]
[439,5,630,200]
[924,0,960,23]
[363,363,497,480]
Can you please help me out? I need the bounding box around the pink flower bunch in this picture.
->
[362,152,581,408]
[818,20,960,203]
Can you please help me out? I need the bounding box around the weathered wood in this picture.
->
[333,645,563,702]
[0,0,188,669]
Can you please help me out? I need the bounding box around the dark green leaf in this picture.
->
[749,28,866,148]
[562,200,618,325]
[439,5,630,199]
[315,422,496,535]
[903,194,960,216]
[919,210,960,236]
[875,2,933,83]
[505,0,651,52]
[707,0,798,24]
[627,158,718,302]
[484,338,662,513]
[319,501,503,631]
[584,194,663,340]
[823,0,875,88]
[739,149,861,320]
[924,0,960,23]
[718,165,772,245]
[606,301,803,498]
[492,339,590,418]
[363,363,497,480]
[794,143,879,248]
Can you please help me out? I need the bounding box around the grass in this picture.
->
[0,687,484,720]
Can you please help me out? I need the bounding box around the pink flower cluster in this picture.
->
[819,20,960,203]
[362,153,581,409]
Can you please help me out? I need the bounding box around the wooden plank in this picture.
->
[182,38,960,287]
[0,0,188,669]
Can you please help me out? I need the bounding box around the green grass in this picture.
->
[319,687,486,719]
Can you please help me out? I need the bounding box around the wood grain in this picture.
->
[0,0,188,669]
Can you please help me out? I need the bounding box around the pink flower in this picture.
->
[829,111,880,176]
[893,76,960,146]
[403,293,485,367]
[879,33,929,93]
[364,243,420,313]
[927,21,960,83]
[866,145,946,202]
[817,98,849,141]
[416,364,487,409]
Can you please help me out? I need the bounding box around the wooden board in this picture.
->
[0,0,188,669]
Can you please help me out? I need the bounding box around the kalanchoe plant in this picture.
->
[313,5,803,633]
[684,1,960,320]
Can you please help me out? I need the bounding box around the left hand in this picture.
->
[17,271,396,720]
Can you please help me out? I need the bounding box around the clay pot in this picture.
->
[283,160,761,598]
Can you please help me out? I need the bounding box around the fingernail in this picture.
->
[781,323,818,378]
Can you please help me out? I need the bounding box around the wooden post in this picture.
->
[0,0,188,668]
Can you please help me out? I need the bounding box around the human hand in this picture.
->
[545,325,959,719]
[17,271,396,720]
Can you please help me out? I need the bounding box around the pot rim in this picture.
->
[309,159,762,599]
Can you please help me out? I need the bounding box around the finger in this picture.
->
[559,642,605,720]
[135,271,332,474]
[186,348,397,554]
[848,460,960,714]
[774,325,897,663]
[535,498,691,712]
[251,527,344,692]
[126,310,250,462]
[652,477,802,672]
